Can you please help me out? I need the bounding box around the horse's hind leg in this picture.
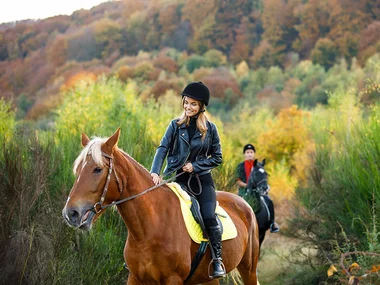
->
[237,267,258,285]
[237,234,259,285]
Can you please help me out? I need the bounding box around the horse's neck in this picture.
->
[115,152,178,241]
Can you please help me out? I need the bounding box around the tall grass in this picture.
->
[285,93,380,283]
[0,78,158,284]
[2,75,378,284]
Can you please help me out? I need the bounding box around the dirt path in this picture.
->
[256,232,305,284]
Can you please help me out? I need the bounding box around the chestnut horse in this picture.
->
[62,129,259,284]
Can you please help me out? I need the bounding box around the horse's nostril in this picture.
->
[69,209,79,223]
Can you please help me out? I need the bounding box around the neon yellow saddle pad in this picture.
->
[167,182,237,244]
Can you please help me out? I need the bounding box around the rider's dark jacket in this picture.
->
[236,161,248,196]
[151,119,222,177]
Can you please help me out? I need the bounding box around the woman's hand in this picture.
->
[151,173,162,185]
[237,180,247,188]
[182,162,194,173]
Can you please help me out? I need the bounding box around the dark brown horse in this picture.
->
[62,129,259,284]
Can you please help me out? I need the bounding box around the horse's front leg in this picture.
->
[126,274,142,285]
[163,276,184,284]
[200,280,220,285]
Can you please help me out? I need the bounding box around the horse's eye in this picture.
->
[93,167,102,174]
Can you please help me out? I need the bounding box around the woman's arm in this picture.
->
[192,122,222,173]
[150,120,176,175]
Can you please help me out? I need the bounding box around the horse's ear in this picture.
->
[253,159,258,167]
[81,133,90,147]
[262,158,266,166]
[104,128,121,154]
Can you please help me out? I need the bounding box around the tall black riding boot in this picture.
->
[207,225,226,279]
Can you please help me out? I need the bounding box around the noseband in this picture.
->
[254,178,267,188]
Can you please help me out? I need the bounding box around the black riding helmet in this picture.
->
[243,144,256,153]
[181,82,210,106]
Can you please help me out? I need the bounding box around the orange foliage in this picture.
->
[147,67,162,81]
[25,94,61,120]
[158,3,181,35]
[150,80,183,98]
[249,40,276,68]
[192,68,213,82]
[201,69,242,103]
[61,71,97,92]
[123,0,146,19]
[358,21,380,64]
[116,66,134,82]
[229,17,251,64]
[47,36,68,66]
[256,86,295,113]
[153,56,179,73]
[262,0,297,59]
[257,105,314,184]
[212,0,252,55]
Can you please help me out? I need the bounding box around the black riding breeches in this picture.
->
[263,195,275,222]
[176,172,218,228]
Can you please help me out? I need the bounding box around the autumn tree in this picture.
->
[358,21,380,64]
[229,17,252,64]
[257,105,313,180]
[261,0,299,65]
[293,0,335,57]
[92,18,122,59]
[182,0,218,54]
[158,2,182,47]
[310,38,338,69]
[249,40,275,68]
[213,0,252,55]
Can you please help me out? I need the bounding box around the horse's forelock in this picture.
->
[73,137,107,174]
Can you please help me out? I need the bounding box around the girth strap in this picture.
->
[184,241,208,283]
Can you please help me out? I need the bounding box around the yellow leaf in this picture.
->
[348,262,361,272]
[327,264,338,277]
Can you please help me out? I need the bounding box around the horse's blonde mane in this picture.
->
[73,137,107,174]
[73,136,151,175]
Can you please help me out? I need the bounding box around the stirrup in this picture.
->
[208,258,226,279]
[270,222,280,233]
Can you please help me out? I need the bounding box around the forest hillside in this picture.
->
[0,0,379,120]
[0,0,380,284]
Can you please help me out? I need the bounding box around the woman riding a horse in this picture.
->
[150,82,225,278]
[62,84,260,284]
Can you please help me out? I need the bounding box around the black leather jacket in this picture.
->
[151,119,222,177]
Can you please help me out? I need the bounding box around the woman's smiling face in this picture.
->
[183,96,201,117]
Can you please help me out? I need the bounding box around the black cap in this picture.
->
[181,82,210,106]
[243,144,256,153]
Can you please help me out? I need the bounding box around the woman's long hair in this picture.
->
[177,97,208,140]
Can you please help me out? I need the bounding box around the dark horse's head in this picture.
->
[247,159,269,195]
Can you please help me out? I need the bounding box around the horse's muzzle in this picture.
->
[62,206,95,231]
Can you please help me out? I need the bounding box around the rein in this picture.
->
[254,178,269,195]
[93,152,184,213]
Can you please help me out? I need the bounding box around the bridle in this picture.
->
[250,169,268,194]
[92,152,184,213]
[92,152,122,213]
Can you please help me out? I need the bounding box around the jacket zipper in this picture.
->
[170,133,191,174]
[195,132,204,161]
